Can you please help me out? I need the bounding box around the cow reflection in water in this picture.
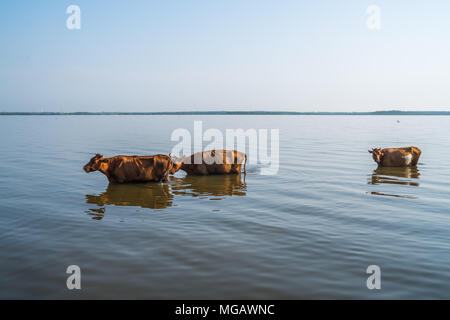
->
[171,174,247,199]
[368,166,420,199]
[85,182,173,219]
[85,175,246,219]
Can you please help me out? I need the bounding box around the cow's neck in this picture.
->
[98,159,112,179]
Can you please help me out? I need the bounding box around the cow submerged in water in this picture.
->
[83,154,176,183]
[368,146,422,167]
[172,150,247,175]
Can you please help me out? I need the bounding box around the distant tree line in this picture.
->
[1,110,450,116]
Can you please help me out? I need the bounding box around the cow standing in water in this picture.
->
[172,150,247,175]
[83,154,174,183]
[368,146,422,167]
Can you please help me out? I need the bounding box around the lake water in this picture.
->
[1,115,450,299]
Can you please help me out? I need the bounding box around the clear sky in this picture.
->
[1,0,449,112]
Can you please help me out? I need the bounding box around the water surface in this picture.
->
[1,115,450,299]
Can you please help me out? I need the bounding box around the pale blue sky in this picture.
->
[1,0,449,112]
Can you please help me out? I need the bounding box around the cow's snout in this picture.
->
[83,165,91,173]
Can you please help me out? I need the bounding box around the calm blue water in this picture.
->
[1,115,450,299]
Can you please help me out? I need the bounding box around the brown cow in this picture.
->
[368,146,421,167]
[83,154,174,183]
[172,150,247,175]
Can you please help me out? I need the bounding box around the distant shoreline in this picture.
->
[1,110,450,116]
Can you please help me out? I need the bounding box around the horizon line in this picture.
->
[2,110,450,116]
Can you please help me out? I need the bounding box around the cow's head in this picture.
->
[368,148,384,165]
[170,155,185,174]
[83,154,105,173]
